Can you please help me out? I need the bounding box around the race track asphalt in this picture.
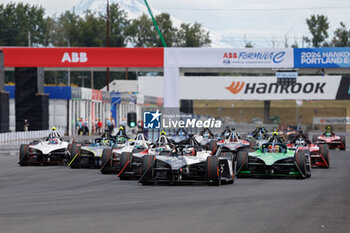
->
[0,146,349,233]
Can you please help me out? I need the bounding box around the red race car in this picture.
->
[288,138,330,168]
[312,126,346,150]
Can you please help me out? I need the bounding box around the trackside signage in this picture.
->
[313,117,350,125]
[166,48,294,68]
[179,76,342,100]
[2,48,164,67]
[294,48,350,68]
[138,76,342,100]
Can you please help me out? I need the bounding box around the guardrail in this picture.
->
[0,129,65,144]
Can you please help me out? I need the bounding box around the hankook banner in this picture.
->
[139,76,342,100]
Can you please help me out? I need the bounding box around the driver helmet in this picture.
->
[178,130,185,136]
[135,144,144,149]
[203,131,209,139]
[295,139,306,146]
[102,139,111,146]
[256,133,262,140]
[184,147,195,156]
[325,126,332,134]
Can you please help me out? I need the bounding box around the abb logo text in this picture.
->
[223,52,238,59]
[61,52,88,63]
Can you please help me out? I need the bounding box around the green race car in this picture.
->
[237,142,311,179]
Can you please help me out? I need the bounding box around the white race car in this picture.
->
[100,133,151,174]
[139,144,237,186]
[19,137,69,166]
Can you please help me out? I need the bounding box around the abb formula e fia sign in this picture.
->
[2,47,163,67]
[165,48,294,68]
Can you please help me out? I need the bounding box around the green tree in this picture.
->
[54,10,81,47]
[78,11,105,47]
[176,22,211,47]
[127,14,158,47]
[154,13,177,47]
[0,3,47,46]
[305,14,329,47]
[106,3,130,47]
[331,22,350,47]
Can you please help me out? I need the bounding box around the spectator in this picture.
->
[137,120,143,132]
[106,118,112,134]
[24,119,29,131]
[111,118,115,131]
[121,117,126,127]
[97,119,103,134]
[94,119,98,135]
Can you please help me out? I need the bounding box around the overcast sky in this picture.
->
[2,0,350,47]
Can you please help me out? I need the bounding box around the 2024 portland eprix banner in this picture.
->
[294,48,350,68]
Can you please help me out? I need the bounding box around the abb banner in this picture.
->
[2,47,163,67]
[139,76,342,100]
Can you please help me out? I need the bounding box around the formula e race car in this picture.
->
[288,138,330,168]
[237,142,311,179]
[19,128,68,166]
[138,143,237,186]
[100,133,150,175]
[216,128,253,152]
[167,128,190,144]
[246,126,270,147]
[194,128,218,150]
[115,133,176,179]
[68,136,115,169]
[19,135,69,166]
[312,126,346,150]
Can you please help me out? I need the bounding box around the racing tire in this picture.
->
[100,148,112,174]
[140,155,155,185]
[236,149,248,173]
[19,144,29,166]
[70,144,81,168]
[206,156,221,186]
[294,150,307,179]
[340,136,346,150]
[319,144,330,167]
[208,140,218,155]
[300,149,312,178]
[119,152,133,180]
